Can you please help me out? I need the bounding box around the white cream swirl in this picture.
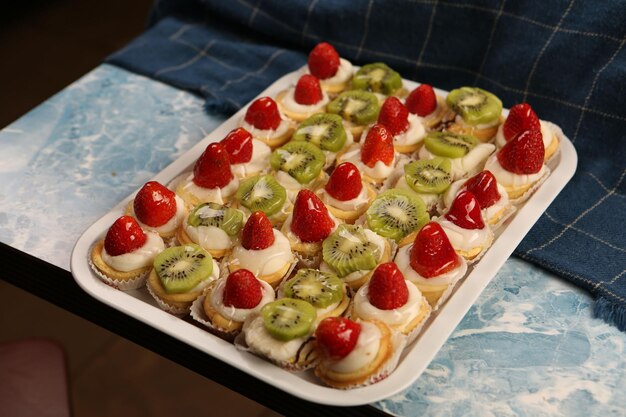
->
[179,173,239,205]
[241,119,292,142]
[338,145,396,181]
[354,280,424,326]
[419,143,495,180]
[484,154,547,189]
[209,278,275,322]
[394,244,467,286]
[318,181,371,212]
[191,259,221,292]
[309,58,353,86]
[393,113,426,147]
[184,220,236,251]
[437,217,493,253]
[231,139,271,178]
[327,321,381,373]
[101,231,165,272]
[230,229,294,277]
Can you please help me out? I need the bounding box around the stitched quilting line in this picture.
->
[588,172,626,197]
[218,49,287,92]
[154,40,217,77]
[300,0,320,47]
[172,35,241,72]
[355,0,374,61]
[416,0,438,71]
[473,0,507,85]
[246,0,263,26]
[544,212,626,253]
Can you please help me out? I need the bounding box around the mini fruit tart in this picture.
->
[405,84,447,129]
[241,97,294,148]
[176,202,243,259]
[229,211,295,288]
[291,113,354,169]
[276,74,330,122]
[378,96,426,154]
[306,42,353,95]
[351,62,404,97]
[419,131,495,180]
[444,86,503,142]
[175,142,239,207]
[234,174,291,227]
[270,141,326,202]
[395,222,468,308]
[90,215,165,290]
[220,127,271,179]
[317,162,376,224]
[320,224,391,290]
[128,181,186,240]
[146,244,220,315]
[327,90,380,140]
[352,262,431,343]
[394,158,453,213]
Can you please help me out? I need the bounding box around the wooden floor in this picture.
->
[0,2,281,416]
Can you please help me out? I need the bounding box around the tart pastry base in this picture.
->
[253,124,295,149]
[89,241,150,286]
[146,269,204,313]
[446,115,504,143]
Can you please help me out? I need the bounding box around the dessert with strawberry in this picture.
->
[220,127,271,179]
[352,262,431,342]
[129,181,186,240]
[495,103,560,161]
[444,86,503,142]
[276,74,330,122]
[306,42,353,94]
[229,211,295,287]
[90,215,165,290]
[437,191,494,260]
[405,83,447,129]
[484,128,548,201]
[241,96,294,148]
[175,142,239,207]
[378,96,426,154]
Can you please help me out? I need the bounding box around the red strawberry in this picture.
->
[241,211,275,250]
[294,74,323,105]
[133,181,177,227]
[368,262,409,310]
[291,189,334,243]
[462,170,501,208]
[325,162,363,201]
[409,222,460,278]
[193,143,233,189]
[315,317,361,360]
[220,128,253,164]
[502,103,541,141]
[104,215,147,256]
[378,97,409,136]
[223,269,263,309]
[405,84,437,117]
[360,124,394,168]
[445,191,485,230]
[307,42,340,80]
[497,129,544,174]
[244,97,281,130]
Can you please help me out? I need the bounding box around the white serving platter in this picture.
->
[71,68,577,406]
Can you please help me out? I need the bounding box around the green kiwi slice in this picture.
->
[261,298,316,341]
[283,269,343,308]
[366,189,429,242]
[446,87,502,125]
[424,131,478,158]
[327,90,380,126]
[236,175,286,217]
[351,63,403,95]
[154,244,213,294]
[187,202,243,236]
[292,113,347,153]
[270,141,325,185]
[322,224,380,277]
[404,158,453,194]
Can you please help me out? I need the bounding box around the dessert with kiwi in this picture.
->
[270,141,326,201]
[444,86,503,142]
[234,174,290,226]
[394,158,453,212]
[327,90,380,140]
[292,113,353,168]
[351,62,404,96]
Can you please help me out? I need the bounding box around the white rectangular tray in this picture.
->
[71,69,577,406]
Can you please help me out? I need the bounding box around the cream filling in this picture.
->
[281,212,340,246]
[419,143,495,180]
[484,154,547,189]
[184,218,236,251]
[443,179,510,222]
[132,195,186,234]
[327,321,381,373]
[230,229,294,276]
[179,173,239,205]
[495,120,555,150]
[454,114,500,129]
[394,175,440,208]
[190,259,221,292]
[318,182,370,212]
[231,139,271,178]
[210,278,275,322]
[394,244,467,286]
[244,315,310,362]
[311,58,353,86]
[280,86,330,114]
[102,232,165,272]
[354,281,424,326]
[393,114,426,147]
[338,146,396,181]
[437,217,493,253]
[241,118,291,141]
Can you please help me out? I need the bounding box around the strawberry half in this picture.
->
[307,42,340,80]
[360,124,394,168]
[221,127,253,164]
[405,84,437,117]
[291,189,334,243]
[241,211,275,250]
[133,181,177,227]
[294,74,323,105]
[325,162,363,201]
[368,262,409,310]
[222,269,263,309]
[410,222,460,278]
[244,97,281,130]
[445,191,485,229]
[497,129,544,174]
[378,97,409,136]
[315,317,361,360]
[104,215,147,256]
[193,143,234,189]
[462,170,501,208]
[503,103,541,142]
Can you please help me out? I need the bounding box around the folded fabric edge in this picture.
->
[593,296,626,332]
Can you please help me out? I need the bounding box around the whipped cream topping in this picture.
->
[393,113,426,147]
[310,58,353,86]
[494,120,556,150]
[132,195,186,235]
[241,118,292,141]
[281,211,340,246]
[327,321,381,373]
[354,280,424,327]
[190,259,221,292]
[102,231,165,272]
[230,229,294,277]
[318,181,371,212]
[179,173,239,205]
[419,143,495,180]
[484,154,547,190]
[394,244,468,286]
[244,315,311,362]
[274,170,306,201]
[231,139,271,178]
[209,278,275,322]
[338,145,396,181]
[437,217,493,253]
[394,175,440,208]
[280,86,330,114]
[443,178,510,223]
[184,217,237,251]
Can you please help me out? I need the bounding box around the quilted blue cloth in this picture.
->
[107,0,626,329]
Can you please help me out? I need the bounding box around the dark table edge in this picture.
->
[0,242,393,417]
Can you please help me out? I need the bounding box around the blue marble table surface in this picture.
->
[1,64,625,416]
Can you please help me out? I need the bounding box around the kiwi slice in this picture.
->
[322,224,380,277]
[236,175,286,217]
[187,202,243,236]
[283,269,343,308]
[154,244,213,294]
[446,87,502,125]
[270,141,325,185]
[351,63,403,95]
[261,298,316,341]
[292,113,347,153]
[366,189,429,242]
[404,158,453,194]
[424,131,478,158]
[327,90,380,126]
